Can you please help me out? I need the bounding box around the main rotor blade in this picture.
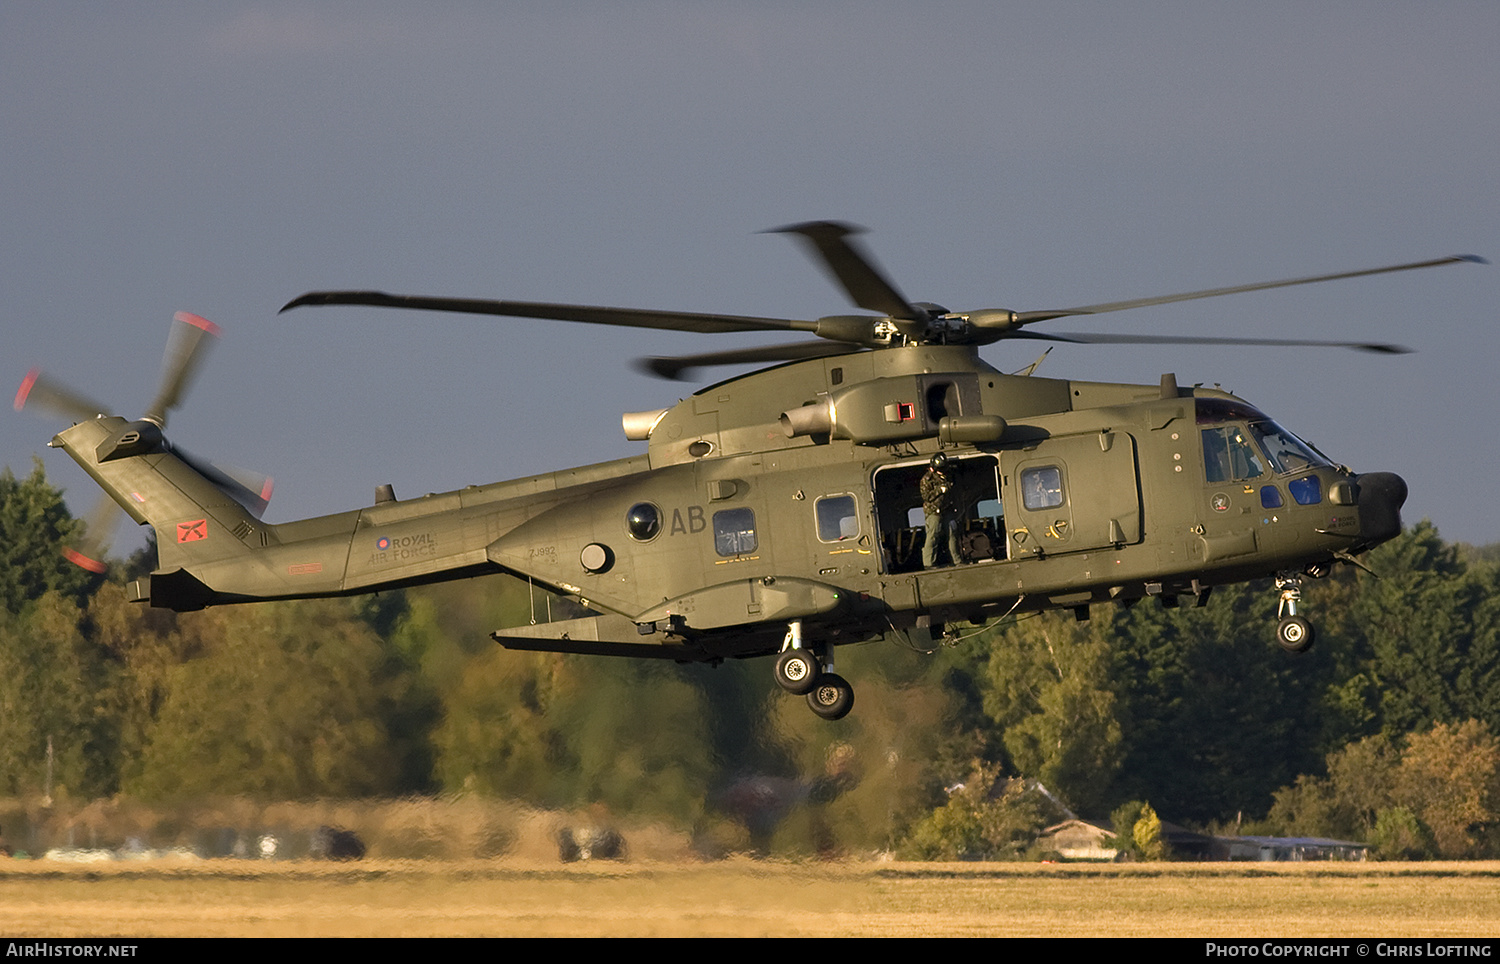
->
[281,291,817,336]
[635,341,865,381]
[14,369,112,421]
[143,312,221,428]
[1008,331,1414,353]
[1012,254,1487,325]
[768,221,921,321]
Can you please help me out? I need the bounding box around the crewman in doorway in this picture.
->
[921,453,963,568]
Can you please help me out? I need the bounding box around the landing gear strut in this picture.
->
[773,620,854,720]
[1274,573,1315,654]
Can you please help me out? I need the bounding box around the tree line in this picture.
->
[2,460,1497,857]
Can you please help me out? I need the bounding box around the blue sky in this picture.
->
[4,2,1496,552]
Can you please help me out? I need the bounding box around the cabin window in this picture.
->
[1020,466,1064,511]
[1201,427,1265,483]
[1288,476,1322,506]
[1260,485,1284,509]
[815,495,859,542]
[625,502,661,542]
[713,507,757,556]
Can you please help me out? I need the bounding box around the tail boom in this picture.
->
[52,417,502,611]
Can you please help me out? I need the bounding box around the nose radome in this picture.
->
[1354,472,1408,548]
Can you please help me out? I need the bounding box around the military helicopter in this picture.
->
[18,223,1483,720]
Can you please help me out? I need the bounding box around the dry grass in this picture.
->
[2,860,1499,937]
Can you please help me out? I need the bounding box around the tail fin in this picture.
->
[52,415,262,609]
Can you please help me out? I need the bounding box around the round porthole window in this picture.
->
[625,502,661,542]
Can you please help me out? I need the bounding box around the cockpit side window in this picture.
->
[1202,426,1265,483]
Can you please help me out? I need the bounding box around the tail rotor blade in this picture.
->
[14,369,112,422]
[175,445,274,519]
[61,492,122,574]
[143,312,221,427]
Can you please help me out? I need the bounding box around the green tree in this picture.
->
[434,647,720,822]
[410,574,724,821]
[1350,523,1500,737]
[1108,581,1332,823]
[126,599,420,800]
[1267,734,1402,842]
[1369,806,1433,860]
[1324,734,1399,840]
[898,763,1050,861]
[767,641,965,855]
[0,460,96,613]
[0,592,117,797]
[1133,802,1165,860]
[1110,799,1147,859]
[1266,720,1500,858]
[87,581,184,792]
[1264,774,1340,840]
[1458,542,1500,568]
[980,613,1123,816]
[1392,719,1500,858]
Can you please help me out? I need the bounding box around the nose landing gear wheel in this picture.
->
[806,673,854,721]
[1276,615,1315,654]
[774,649,821,695]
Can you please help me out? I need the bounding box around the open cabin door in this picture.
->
[873,454,1005,574]
[1002,431,1142,557]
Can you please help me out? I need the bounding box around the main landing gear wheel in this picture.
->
[1276,615,1315,654]
[806,673,854,721]
[774,649,821,695]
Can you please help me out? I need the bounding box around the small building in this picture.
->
[1220,835,1367,861]
[1039,813,1367,863]
[1160,821,1216,860]
[1039,819,1118,861]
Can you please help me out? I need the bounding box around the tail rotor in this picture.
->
[15,312,271,571]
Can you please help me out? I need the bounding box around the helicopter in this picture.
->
[17,222,1484,720]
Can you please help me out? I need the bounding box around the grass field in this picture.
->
[3,860,1500,938]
